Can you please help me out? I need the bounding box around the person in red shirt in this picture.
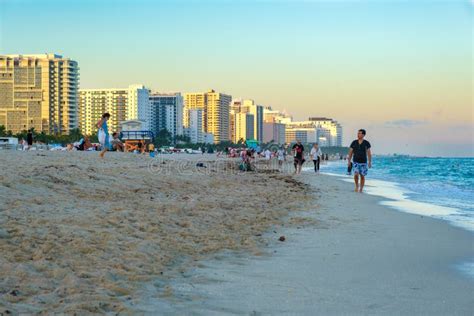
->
[292,140,305,174]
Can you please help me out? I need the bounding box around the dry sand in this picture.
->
[0,151,312,314]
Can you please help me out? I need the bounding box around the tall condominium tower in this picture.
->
[184,89,231,143]
[183,108,204,144]
[149,92,184,138]
[230,99,263,142]
[78,84,150,135]
[0,54,79,134]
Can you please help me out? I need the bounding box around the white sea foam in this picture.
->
[317,167,474,280]
[317,162,474,232]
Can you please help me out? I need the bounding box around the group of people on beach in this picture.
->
[291,141,329,174]
[290,129,372,193]
[97,112,372,192]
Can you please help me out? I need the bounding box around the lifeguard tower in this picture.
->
[119,120,155,153]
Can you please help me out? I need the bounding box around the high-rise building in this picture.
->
[129,84,151,130]
[184,89,231,143]
[149,92,183,138]
[285,126,318,144]
[263,122,286,144]
[263,106,292,124]
[183,108,204,144]
[230,109,254,143]
[78,85,150,135]
[262,106,289,145]
[231,99,263,142]
[285,118,343,146]
[308,117,343,147]
[0,54,79,134]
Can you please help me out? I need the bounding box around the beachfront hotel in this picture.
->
[230,99,263,143]
[263,121,286,144]
[149,92,184,139]
[230,109,254,143]
[78,84,151,136]
[308,117,343,147]
[263,106,293,125]
[285,118,343,146]
[183,108,203,143]
[261,106,289,145]
[184,89,231,143]
[0,54,79,134]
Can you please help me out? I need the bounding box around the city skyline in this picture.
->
[1,0,472,156]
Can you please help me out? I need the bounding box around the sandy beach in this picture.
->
[1,151,473,315]
[137,173,474,315]
[0,151,312,314]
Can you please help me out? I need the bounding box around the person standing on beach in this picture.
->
[277,147,285,168]
[310,143,322,173]
[348,129,372,193]
[26,131,33,150]
[97,113,111,158]
[292,140,305,174]
[264,148,272,166]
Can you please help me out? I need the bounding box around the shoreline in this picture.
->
[316,159,474,234]
[137,172,474,315]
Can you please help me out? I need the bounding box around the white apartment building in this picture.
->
[285,126,318,144]
[79,84,151,135]
[286,118,343,146]
[263,106,292,124]
[183,108,204,144]
[308,117,343,147]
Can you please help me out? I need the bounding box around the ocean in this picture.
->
[316,156,474,233]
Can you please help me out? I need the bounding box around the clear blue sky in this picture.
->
[1,0,472,156]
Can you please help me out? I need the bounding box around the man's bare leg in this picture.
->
[359,175,365,193]
[354,174,359,192]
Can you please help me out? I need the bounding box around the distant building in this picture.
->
[184,89,231,143]
[0,54,79,134]
[262,106,289,144]
[130,85,152,131]
[230,109,254,143]
[263,122,286,144]
[263,106,292,124]
[285,126,318,144]
[285,118,343,146]
[79,84,150,135]
[183,108,204,144]
[308,117,343,147]
[231,99,263,142]
[149,92,184,139]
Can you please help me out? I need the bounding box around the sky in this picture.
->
[0,0,472,156]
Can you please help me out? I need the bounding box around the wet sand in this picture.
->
[137,173,474,315]
[0,151,312,314]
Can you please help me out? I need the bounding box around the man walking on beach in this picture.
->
[292,140,305,174]
[348,129,372,193]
